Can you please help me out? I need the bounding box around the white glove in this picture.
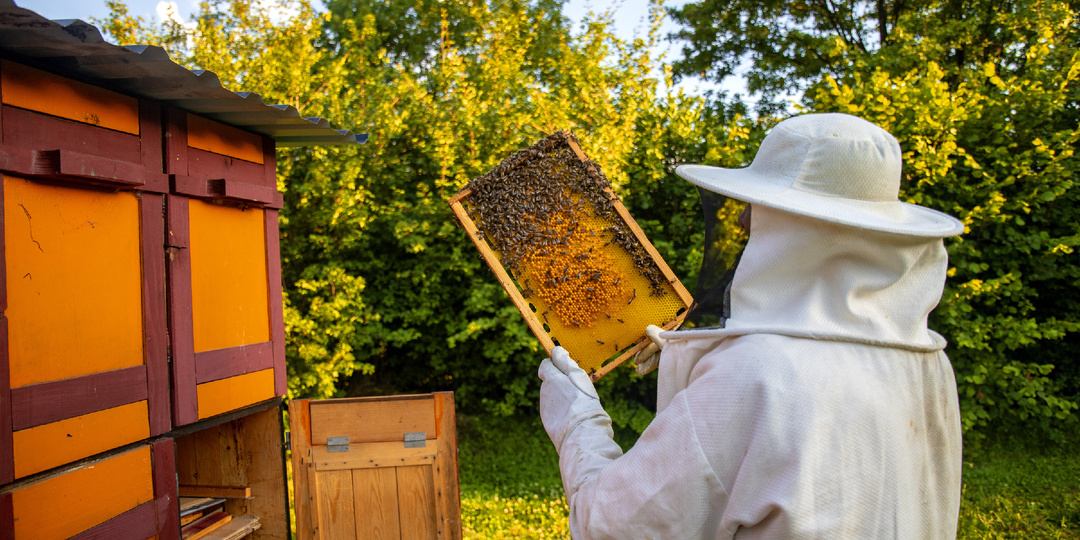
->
[632,324,667,375]
[538,346,604,451]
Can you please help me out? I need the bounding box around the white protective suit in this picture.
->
[540,204,963,538]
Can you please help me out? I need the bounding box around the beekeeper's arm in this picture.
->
[539,347,728,540]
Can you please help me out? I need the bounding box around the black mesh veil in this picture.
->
[681,187,745,329]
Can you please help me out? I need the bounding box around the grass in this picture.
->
[457,415,1080,539]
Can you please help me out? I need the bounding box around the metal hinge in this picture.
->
[327,436,349,452]
[404,432,426,448]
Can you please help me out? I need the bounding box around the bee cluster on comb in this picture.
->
[448,131,692,378]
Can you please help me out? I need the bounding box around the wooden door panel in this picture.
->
[290,393,461,540]
[353,468,400,540]
[396,465,437,540]
[315,469,355,539]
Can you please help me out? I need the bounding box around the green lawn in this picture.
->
[458,415,1080,539]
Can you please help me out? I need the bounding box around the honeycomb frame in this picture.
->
[448,132,693,380]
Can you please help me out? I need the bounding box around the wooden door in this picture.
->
[289,392,461,540]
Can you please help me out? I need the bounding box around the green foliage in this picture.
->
[802,0,1080,442]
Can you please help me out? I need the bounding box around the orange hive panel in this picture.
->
[4,176,144,387]
[448,131,692,378]
[188,200,270,353]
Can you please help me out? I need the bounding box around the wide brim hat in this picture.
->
[675,113,964,237]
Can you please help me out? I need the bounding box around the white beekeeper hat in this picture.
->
[675,113,964,237]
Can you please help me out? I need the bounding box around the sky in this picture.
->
[15,0,740,98]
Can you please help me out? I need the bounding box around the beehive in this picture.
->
[448,132,692,379]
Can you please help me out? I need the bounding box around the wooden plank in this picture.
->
[10,365,148,430]
[0,493,12,540]
[0,145,34,176]
[178,485,251,499]
[206,179,277,205]
[54,149,149,186]
[288,400,317,540]
[184,511,232,540]
[12,401,150,479]
[69,500,157,540]
[151,439,180,540]
[201,516,260,540]
[2,105,142,165]
[396,465,437,540]
[265,209,287,397]
[188,200,270,353]
[5,176,144,387]
[449,199,555,352]
[315,470,356,539]
[163,107,189,177]
[186,114,264,165]
[309,395,436,445]
[262,135,277,187]
[0,317,13,486]
[312,441,436,472]
[166,195,198,426]
[196,369,276,420]
[231,404,289,540]
[0,60,140,135]
[194,341,274,384]
[139,99,166,182]
[10,445,154,540]
[180,498,220,515]
[352,468,400,540]
[433,392,462,539]
[188,148,269,188]
[142,193,171,436]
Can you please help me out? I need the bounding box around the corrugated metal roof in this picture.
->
[0,0,367,147]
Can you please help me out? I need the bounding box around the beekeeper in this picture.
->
[538,113,965,539]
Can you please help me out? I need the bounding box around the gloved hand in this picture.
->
[632,324,667,375]
[538,346,604,451]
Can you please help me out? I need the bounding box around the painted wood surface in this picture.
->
[5,176,144,387]
[2,106,142,166]
[68,501,158,540]
[1,60,140,135]
[10,445,154,540]
[188,200,269,353]
[196,369,276,420]
[10,365,147,430]
[309,395,437,445]
[187,149,270,189]
[166,195,198,426]
[265,209,287,397]
[194,341,274,384]
[151,438,180,540]
[141,193,171,435]
[0,316,11,485]
[291,394,461,540]
[12,401,150,479]
[186,114,263,165]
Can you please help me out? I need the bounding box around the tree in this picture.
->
[673,0,1080,440]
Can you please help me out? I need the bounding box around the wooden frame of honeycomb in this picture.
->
[448,131,693,380]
